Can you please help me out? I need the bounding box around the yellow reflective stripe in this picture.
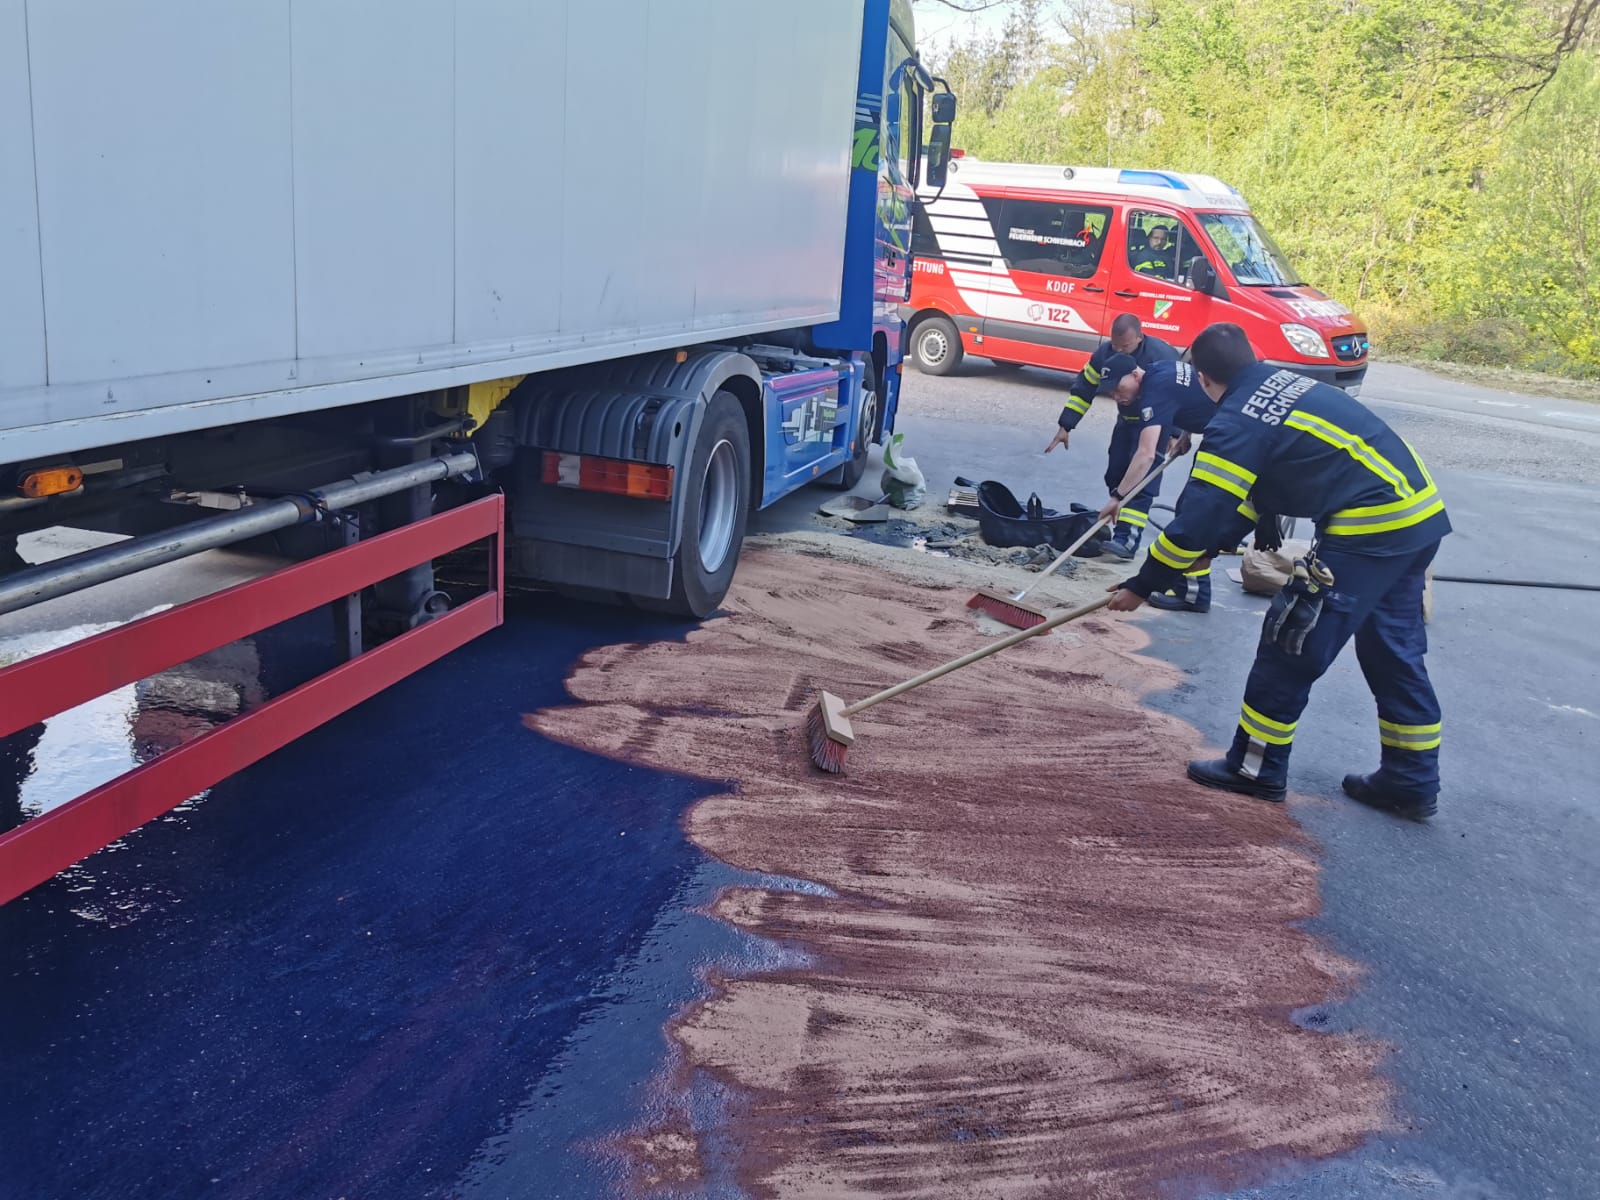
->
[1236,499,1259,523]
[1381,731,1442,750]
[1082,364,1102,384]
[1184,563,1211,577]
[1243,702,1296,734]
[1380,718,1440,751]
[1380,719,1440,735]
[1332,482,1438,519]
[1065,395,1091,416]
[1150,531,1202,569]
[1325,488,1444,536]
[1120,508,1149,528]
[1196,451,1258,487]
[1285,411,1413,497]
[1240,710,1295,746]
[1192,467,1250,501]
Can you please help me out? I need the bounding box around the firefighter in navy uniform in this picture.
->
[1107,323,1450,821]
[1134,225,1176,279]
[1095,357,1219,612]
[1046,314,1179,555]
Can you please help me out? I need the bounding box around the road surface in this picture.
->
[2,357,1596,1198]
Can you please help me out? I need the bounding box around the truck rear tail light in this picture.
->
[541,452,673,501]
[19,466,84,498]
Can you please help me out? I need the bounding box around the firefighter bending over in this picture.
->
[1106,322,1450,822]
[1046,315,1178,556]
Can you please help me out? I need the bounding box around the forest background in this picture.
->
[915,0,1600,379]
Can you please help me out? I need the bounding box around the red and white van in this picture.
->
[905,158,1370,393]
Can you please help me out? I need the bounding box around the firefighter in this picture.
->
[1134,225,1175,278]
[1095,358,1218,612]
[1107,323,1450,821]
[1046,315,1178,556]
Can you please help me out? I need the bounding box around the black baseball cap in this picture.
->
[1095,353,1139,396]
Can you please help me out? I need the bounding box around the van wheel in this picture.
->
[824,359,879,490]
[912,316,963,376]
[635,390,751,619]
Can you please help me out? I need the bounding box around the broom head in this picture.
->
[805,690,855,774]
[966,586,1049,630]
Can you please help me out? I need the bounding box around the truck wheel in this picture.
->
[912,316,963,376]
[639,390,751,619]
[824,360,879,491]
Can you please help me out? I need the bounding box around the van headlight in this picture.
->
[1281,323,1330,358]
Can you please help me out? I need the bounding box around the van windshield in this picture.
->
[1197,213,1303,287]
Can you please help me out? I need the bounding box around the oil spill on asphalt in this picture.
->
[0,598,780,1200]
[529,547,1394,1198]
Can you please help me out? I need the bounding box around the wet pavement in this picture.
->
[2,358,1597,1198]
[1,593,783,1200]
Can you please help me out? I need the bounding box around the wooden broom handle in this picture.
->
[842,595,1114,718]
[1013,452,1176,602]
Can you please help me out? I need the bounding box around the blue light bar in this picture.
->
[1118,169,1186,189]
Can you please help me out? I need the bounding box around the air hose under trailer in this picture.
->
[0,450,480,617]
[1143,503,1600,594]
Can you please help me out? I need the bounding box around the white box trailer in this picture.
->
[2,0,953,620]
[2,0,858,459]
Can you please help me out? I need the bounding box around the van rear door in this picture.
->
[971,194,1112,370]
[1109,208,1218,348]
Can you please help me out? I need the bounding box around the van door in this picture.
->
[972,195,1113,370]
[1110,208,1219,349]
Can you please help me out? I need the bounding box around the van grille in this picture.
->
[1332,334,1369,362]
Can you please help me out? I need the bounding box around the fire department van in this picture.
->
[905,158,1370,393]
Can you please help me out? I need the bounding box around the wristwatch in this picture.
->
[1109,487,1125,500]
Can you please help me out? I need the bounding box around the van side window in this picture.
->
[983,198,1111,278]
[1127,210,1186,282]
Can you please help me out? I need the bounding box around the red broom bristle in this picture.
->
[968,594,1047,630]
[805,704,850,774]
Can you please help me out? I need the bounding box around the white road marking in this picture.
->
[1476,399,1525,408]
[1545,703,1598,719]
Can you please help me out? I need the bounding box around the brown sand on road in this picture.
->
[527,547,1391,1198]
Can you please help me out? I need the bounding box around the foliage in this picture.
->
[924,0,1600,375]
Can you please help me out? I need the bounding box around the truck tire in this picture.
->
[911,315,963,376]
[824,359,879,491]
[639,390,751,619]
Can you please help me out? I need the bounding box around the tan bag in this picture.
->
[1238,538,1313,596]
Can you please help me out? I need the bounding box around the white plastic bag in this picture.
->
[879,433,926,510]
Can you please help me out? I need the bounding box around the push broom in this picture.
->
[807,594,1113,773]
[966,453,1177,630]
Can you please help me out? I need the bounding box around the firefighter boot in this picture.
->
[1104,523,1142,560]
[1187,758,1287,803]
[1341,773,1437,821]
[1148,567,1212,613]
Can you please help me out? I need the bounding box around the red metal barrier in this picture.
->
[0,494,504,905]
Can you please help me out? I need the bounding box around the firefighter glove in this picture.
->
[1253,513,1284,553]
[1264,556,1334,655]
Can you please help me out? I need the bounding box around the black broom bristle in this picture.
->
[805,703,849,774]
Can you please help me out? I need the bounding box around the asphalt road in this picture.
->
[1,355,1595,1198]
[861,356,1600,1199]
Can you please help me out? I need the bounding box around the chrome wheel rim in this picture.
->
[699,439,738,573]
